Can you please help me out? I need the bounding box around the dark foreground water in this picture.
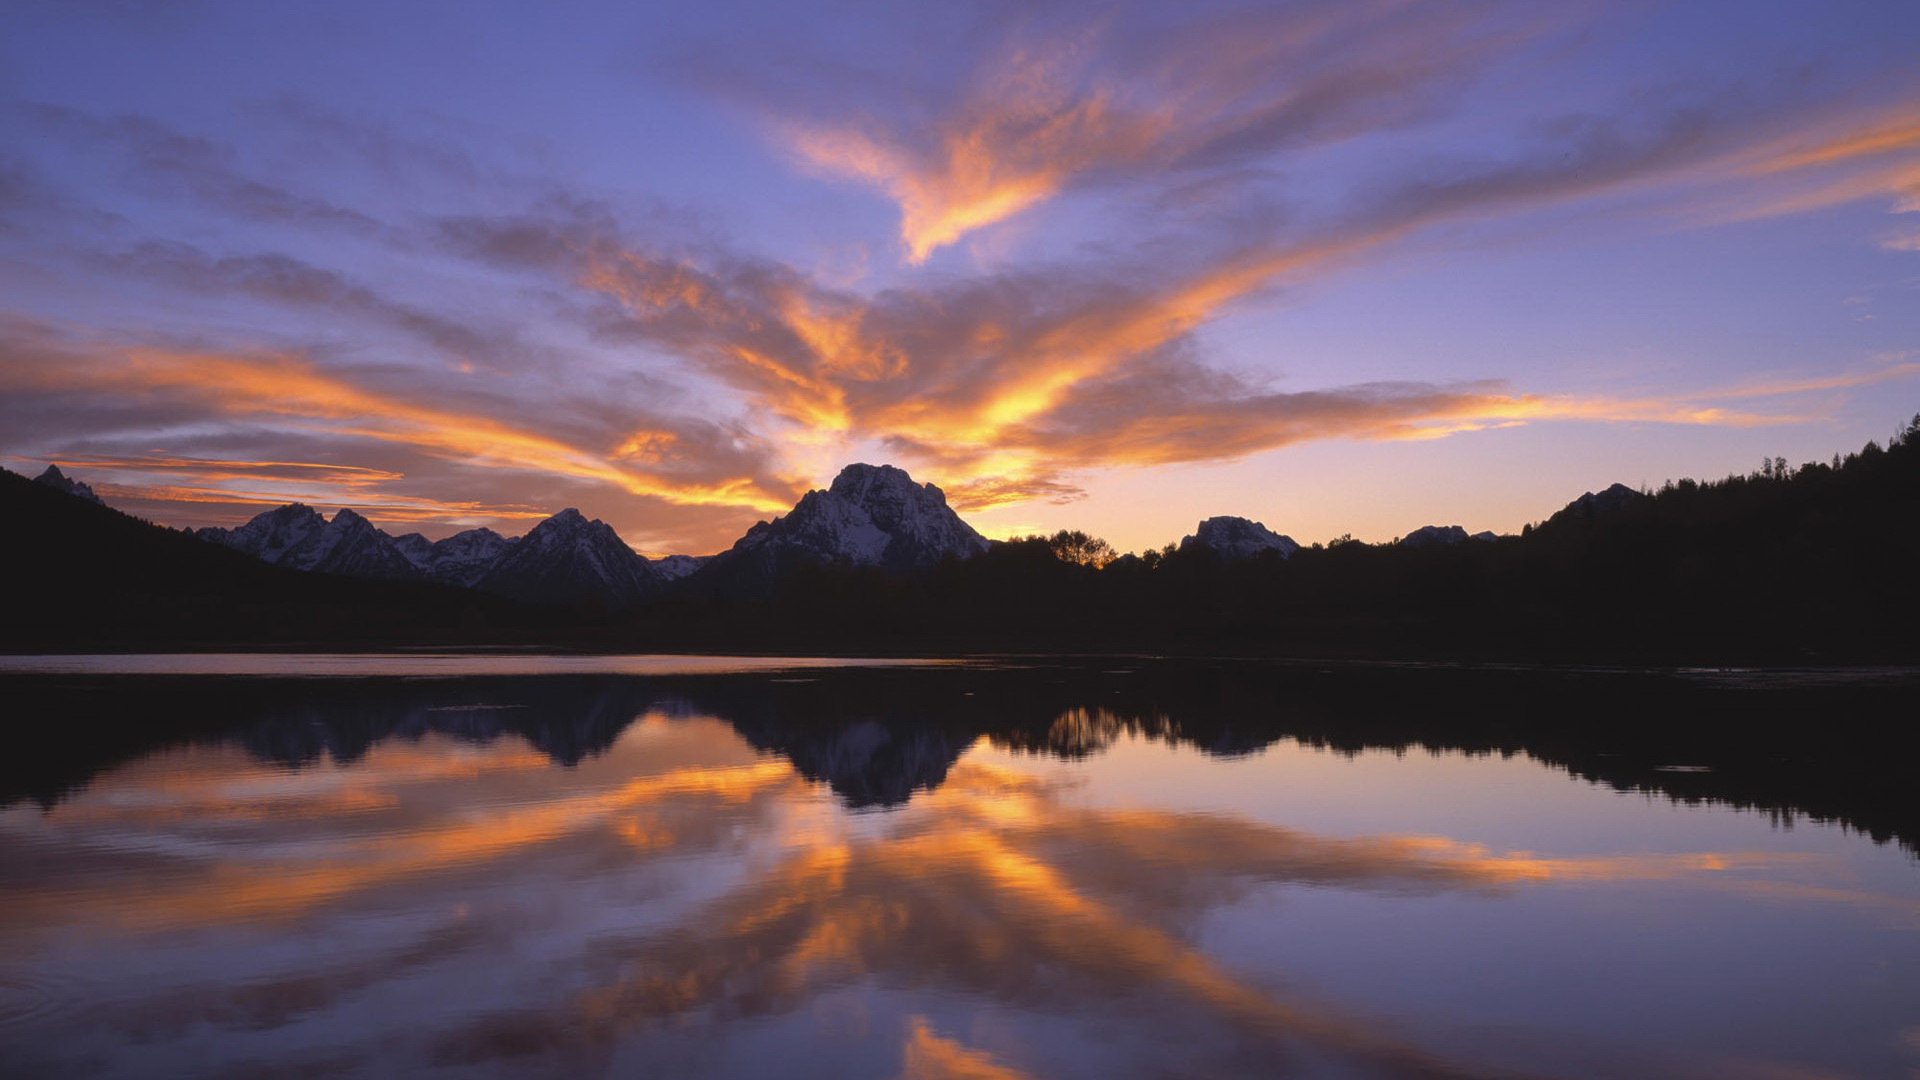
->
[1,656,1917,1079]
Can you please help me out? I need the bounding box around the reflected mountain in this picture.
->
[4,660,1917,849]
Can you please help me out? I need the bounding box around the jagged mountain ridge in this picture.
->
[197,505,419,581]
[1179,516,1299,560]
[393,527,517,587]
[34,465,102,504]
[476,508,662,611]
[31,460,1690,613]
[1399,525,1499,547]
[195,503,661,608]
[702,463,989,589]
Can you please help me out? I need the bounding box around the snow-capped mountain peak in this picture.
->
[1179,516,1299,560]
[723,462,988,577]
[475,508,660,610]
[197,504,422,580]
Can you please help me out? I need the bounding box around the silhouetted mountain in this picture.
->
[0,467,544,650]
[1399,524,1493,547]
[696,463,987,595]
[7,416,1918,660]
[198,502,659,609]
[1179,516,1298,560]
[34,464,102,504]
[633,418,1920,663]
[198,505,421,580]
[393,526,517,587]
[1549,482,1644,525]
[476,508,661,612]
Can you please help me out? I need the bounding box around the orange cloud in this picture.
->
[776,3,1526,261]
[0,331,798,516]
[785,37,1168,263]
[900,1018,1033,1080]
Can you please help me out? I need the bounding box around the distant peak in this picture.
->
[1182,516,1298,560]
[1399,524,1473,548]
[33,464,104,504]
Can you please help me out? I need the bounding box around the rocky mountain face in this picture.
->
[393,527,516,587]
[474,508,661,611]
[71,458,1670,613]
[651,554,711,581]
[1178,516,1299,560]
[704,463,989,588]
[34,465,103,504]
[197,505,420,581]
[1399,525,1498,547]
[1552,483,1644,526]
[197,503,658,607]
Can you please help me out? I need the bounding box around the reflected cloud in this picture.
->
[3,666,1915,1079]
[424,758,1833,1079]
[900,1017,1032,1080]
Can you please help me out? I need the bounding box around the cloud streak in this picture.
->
[0,319,800,529]
[5,3,1920,546]
[773,1,1544,261]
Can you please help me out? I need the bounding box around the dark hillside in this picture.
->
[628,417,1920,663]
[0,469,550,650]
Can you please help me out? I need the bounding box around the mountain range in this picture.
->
[177,462,1002,609]
[9,417,1918,660]
[29,459,1537,611]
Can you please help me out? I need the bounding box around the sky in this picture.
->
[2,0,1918,556]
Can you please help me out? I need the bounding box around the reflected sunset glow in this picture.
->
[4,676,1915,1079]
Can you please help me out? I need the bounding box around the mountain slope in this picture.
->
[1178,516,1298,560]
[699,463,987,594]
[34,465,102,504]
[0,468,541,649]
[393,527,516,587]
[475,508,661,612]
[197,505,421,580]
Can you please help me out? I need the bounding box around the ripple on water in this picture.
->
[0,971,81,1030]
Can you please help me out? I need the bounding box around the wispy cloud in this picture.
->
[770,1,1538,261]
[26,103,388,235]
[0,319,801,528]
[6,4,1920,547]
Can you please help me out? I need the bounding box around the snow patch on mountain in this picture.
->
[1179,516,1299,560]
[34,465,103,504]
[197,505,421,580]
[722,463,988,576]
[476,508,660,610]
[394,527,517,587]
[652,554,711,581]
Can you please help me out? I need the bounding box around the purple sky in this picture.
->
[2,0,1917,554]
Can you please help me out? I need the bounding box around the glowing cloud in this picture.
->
[776,2,1527,261]
[0,324,799,520]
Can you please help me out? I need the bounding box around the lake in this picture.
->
[1,656,1916,1079]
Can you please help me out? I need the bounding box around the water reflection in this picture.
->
[1,662,1918,1078]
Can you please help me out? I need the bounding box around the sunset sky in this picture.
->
[3,0,1918,556]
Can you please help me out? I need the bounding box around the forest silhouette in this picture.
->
[4,415,1918,663]
[5,661,1915,853]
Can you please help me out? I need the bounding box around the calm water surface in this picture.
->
[1,658,1916,1079]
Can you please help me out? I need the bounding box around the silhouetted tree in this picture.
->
[1043,529,1118,568]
